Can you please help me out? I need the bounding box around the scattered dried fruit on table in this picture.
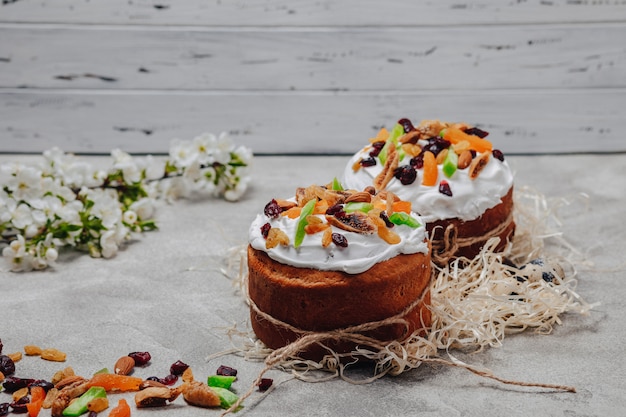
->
[12,387,29,402]
[207,375,236,389]
[127,352,151,367]
[85,374,142,392]
[107,398,130,417]
[41,349,67,362]
[51,368,75,385]
[0,356,10,379]
[61,386,107,417]
[258,378,273,392]
[6,352,22,363]
[181,381,220,408]
[134,386,181,408]
[26,385,46,417]
[169,360,189,376]
[24,346,43,356]
[87,396,109,413]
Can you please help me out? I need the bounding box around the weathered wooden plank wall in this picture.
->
[1,1,625,155]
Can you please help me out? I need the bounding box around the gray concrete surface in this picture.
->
[1,154,624,416]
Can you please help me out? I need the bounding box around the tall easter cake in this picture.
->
[247,184,431,359]
[342,118,515,264]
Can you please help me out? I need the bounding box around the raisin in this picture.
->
[369,141,385,157]
[2,377,34,393]
[332,233,348,248]
[464,127,489,138]
[0,355,15,376]
[0,403,8,417]
[260,222,271,239]
[380,211,394,228]
[264,199,282,219]
[28,380,54,392]
[397,118,415,133]
[325,204,344,216]
[395,165,417,185]
[360,157,377,167]
[0,338,3,355]
[410,154,424,169]
[9,396,29,414]
[439,180,453,197]
[216,365,238,377]
[258,378,273,392]
[128,351,151,366]
[492,149,505,161]
[160,374,178,385]
[169,360,189,376]
[423,137,450,157]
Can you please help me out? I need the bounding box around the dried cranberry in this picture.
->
[395,165,417,185]
[0,403,8,417]
[464,127,489,138]
[332,233,348,248]
[264,199,282,219]
[439,180,453,197]
[2,377,34,393]
[28,380,54,392]
[410,154,424,169]
[216,365,238,377]
[380,211,394,228]
[423,137,451,157]
[359,157,377,167]
[325,204,344,216]
[260,222,271,239]
[258,378,273,392]
[470,150,477,158]
[0,355,15,376]
[369,141,385,157]
[128,351,151,366]
[160,374,178,385]
[492,149,505,161]
[397,118,415,133]
[170,360,189,376]
[9,396,29,414]
[146,376,162,383]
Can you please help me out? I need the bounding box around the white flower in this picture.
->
[46,247,59,262]
[9,166,42,200]
[170,139,198,168]
[11,202,34,230]
[112,149,142,183]
[129,198,155,220]
[123,210,138,225]
[100,230,119,258]
[213,132,234,165]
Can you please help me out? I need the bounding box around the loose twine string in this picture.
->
[430,210,515,265]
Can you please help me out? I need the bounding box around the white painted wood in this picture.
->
[1,0,625,26]
[1,24,624,90]
[1,89,623,155]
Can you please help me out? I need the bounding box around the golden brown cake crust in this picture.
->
[247,245,432,358]
[428,187,515,263]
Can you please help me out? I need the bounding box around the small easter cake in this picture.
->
[247,184,431,359]
[342,118,515,264]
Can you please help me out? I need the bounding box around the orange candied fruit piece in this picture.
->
[108,398,131,417]
[422,151,438,186]
[443,127,492,153]
[281,206,301,219]
[392,201,412,214]
[86,373,142,392]
[313,199,329,215]
[26,386,46,417]
[369,127,390,143]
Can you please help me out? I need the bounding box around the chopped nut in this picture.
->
[41,348,67,362]
[55,375,86,390]
[457,150,473,170]
[51,390,71,417]
[114,356,135,376]
[468,151,491,179]
[345,191,372,204]
[24,345,43,356]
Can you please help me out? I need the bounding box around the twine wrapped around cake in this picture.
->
[217,187,595,415]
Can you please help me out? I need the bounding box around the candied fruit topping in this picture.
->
[360,157,377,167]
[331,233,349,248]
[216,365,238,377]
[439,180,453,197]
[128,351,151,366]
[492,149,505,161]
[264,199,282,219]
[260,222,271,239]
[170,360,189,376]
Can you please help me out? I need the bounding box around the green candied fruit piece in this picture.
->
[207,375,237,389]
[62,386,107,416]
[211,387,241,411]
[343,202,374,213]
[331,177,344,191]
[442,147,458,178]
[294,198,317,248]
[389,212,421,228]
[379,123,405,165]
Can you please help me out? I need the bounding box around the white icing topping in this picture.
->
[342,149,513,222]
[249,198,428,275]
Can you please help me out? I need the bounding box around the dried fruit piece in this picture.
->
[6,352,21,363]
[207,375,236,389]
[216,365,237,377]
[0,355,15,376]
[42,387,58,409]
[265,228,290,249]
[304,221,329,235]
[86,397,109,413]
[321,228,333,248]
[326,211,377,235]
[439,180,453,196]
[373,146,399,191]
[442,147,458,178]
[331,233,348,247]
[51,368,75,386]
[114,356,135,376]
[369,212,401,245]
[85,374,142,392]
[468,151,491,180]
[435,148,448,165]
[211,387,241,410]
[391,201,412,214]
[181,381,220,408]
[421,151,438,186]
[24,346,42,356]
[457,150,473,169]
[107,398,130,417]
[61,386,107,416]
[12,387,29,402]
[135,386,180,408]
[294,199,317,248]
[452,140,471,154]
[263,199,282,219]
[128,352,151,367]
[281,206,301,219]
[444,127,492,153]
[258,378,273,392]
[492,149,505,161]
[41,349,66,362]
[388,212,421,228]
[170,360,189,376]
[181,367,194,383]
[331,177,344,191]
[26,385,46,417]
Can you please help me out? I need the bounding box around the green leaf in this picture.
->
[294,199,317,248]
